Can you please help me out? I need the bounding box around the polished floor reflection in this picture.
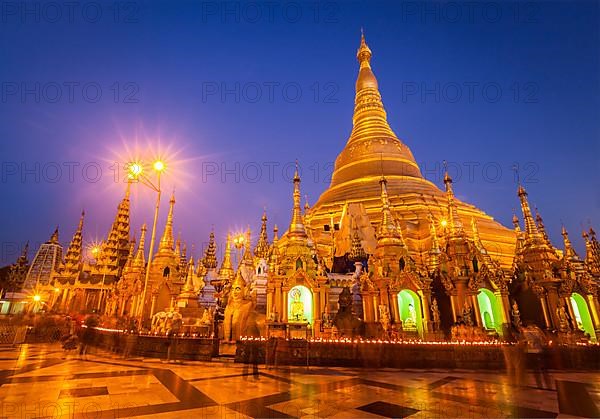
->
[0,343,598,418]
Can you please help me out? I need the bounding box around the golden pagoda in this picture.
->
[306,33,516,269]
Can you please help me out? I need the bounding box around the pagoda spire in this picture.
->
[254,210,270,259]
[428,214,442,270]
[348,218,367,262]
[535,207,552,247]
[159,191,176,253]
[181,257,196,294]
[562,226,579,260]
[376,176,404,245]
[512,212,521,230]
[218,232,234,282]
[203,230,218,269]
[175,232,182,255]
[583,229,600,274]
[288,162,307,239]
[63,211,85,277]
[269,225,280,268]
[93,182,131,275]
[351,30,388,135]
[133,224,147,269]
[443,169,465,237]
[517,184,541,241]
[242,226,253,264]
[125,236,136,269]
[49,226,59,244]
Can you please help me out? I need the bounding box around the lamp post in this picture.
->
[129,160,166,325]
[233,233,245,266]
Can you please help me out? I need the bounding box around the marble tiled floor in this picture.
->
[0,344,598,418]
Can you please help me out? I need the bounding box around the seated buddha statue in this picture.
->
[223,272,254,342]
[290,288,305,322]
[403,303,417,331]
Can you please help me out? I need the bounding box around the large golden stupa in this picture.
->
[306,34,516,268]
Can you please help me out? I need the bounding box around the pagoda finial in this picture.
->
[181,257,196,294]
[62,212,85,277]
[512,211,520,230]
[516,184,540,240]
[49,226,59,244]
[348,217,367,262]
[428,214,442,269]
[218,232,234,282]
[175,232,182,255]
[357,28,372,67]
[203,229,218,269]
[443,164,464,236]
[561,225,578,260]
[254,210,270,259]
[288,162,307,239]
[159,191,176,253]
[133,223,147,269]
[535,207,552,247]
[242,226,253,264]
[376,176,404,245]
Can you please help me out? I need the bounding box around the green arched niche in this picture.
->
[398,289,423,337]
[570,293,597,342]
[288,285,313,324]
[477,288,503,335]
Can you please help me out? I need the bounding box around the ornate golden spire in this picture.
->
[319,32,422,203]
[428,214,442,269]
[535,207,552,247]
[269,225,280,267]
[376,176,405,245]
[125,236,136,269]
[218,232,234,281]
[288,163,307,239]
[203,230,218,269]
[175,232,182,255]
[583,229,600,274]
[181,257,196,294]
[242,226,253,264]
[93,182,131,275]
[562,226,578,260]
[48,226,59,244]
[517,185,541,241]
[471,217,486,250]
[348,218,367,262]
[63,211,84,277]
[444,170,464,236]
[159,191,176,253]
[133,223,147,269]
[512,212,521,230]
[254,210,270,259]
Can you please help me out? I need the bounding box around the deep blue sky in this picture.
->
[1,0,598,265]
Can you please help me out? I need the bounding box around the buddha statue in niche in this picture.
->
[290,288,305,322]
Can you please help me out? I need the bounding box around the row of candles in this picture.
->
[82,326,599,346]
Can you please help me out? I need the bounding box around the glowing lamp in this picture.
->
[440,219,448,228]
[128,162,143,179]
[33,294,41,302]
[153,160,165,172]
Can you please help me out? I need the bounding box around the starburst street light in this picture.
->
[128,158,168,323]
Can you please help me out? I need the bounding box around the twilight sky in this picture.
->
[1,0,599,265]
